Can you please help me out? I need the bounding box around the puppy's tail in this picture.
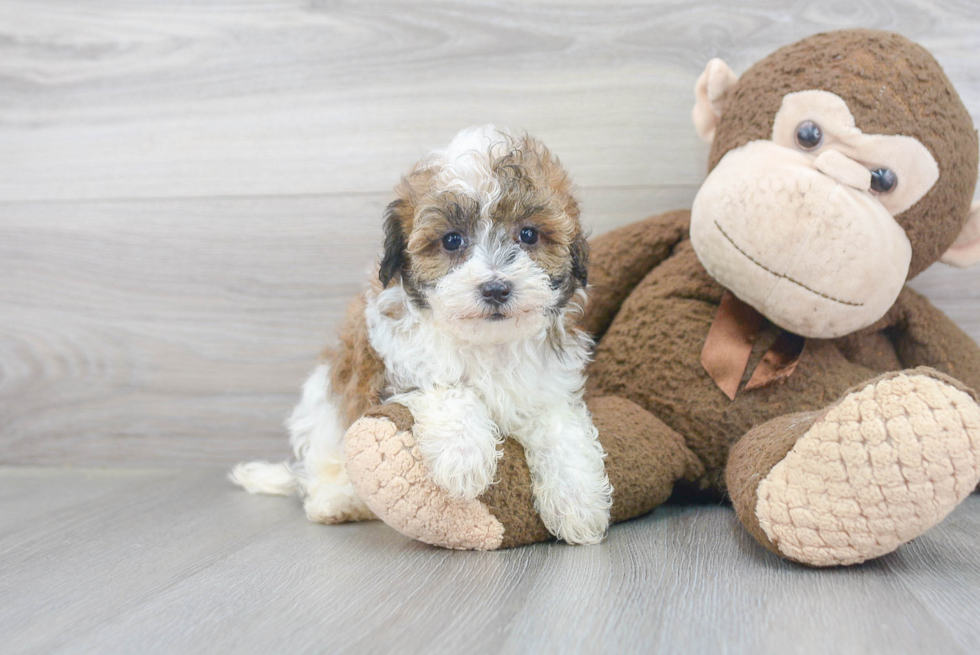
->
[229,460,301,496]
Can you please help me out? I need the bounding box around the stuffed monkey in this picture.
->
[342,29,980,566]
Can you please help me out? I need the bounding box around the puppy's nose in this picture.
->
[481,280,512,306]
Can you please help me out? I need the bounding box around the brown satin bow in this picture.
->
[700,292,806,400]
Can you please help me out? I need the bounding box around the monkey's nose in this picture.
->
[480,280,512,306]
[813,149,872,191]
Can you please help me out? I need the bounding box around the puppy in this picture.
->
[232,125,612,544]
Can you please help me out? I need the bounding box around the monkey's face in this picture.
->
[691,90,940,338]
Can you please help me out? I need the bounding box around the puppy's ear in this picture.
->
[379,199,409,287]
[570,235,589,287]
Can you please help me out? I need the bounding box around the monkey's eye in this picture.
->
[519,227,539,245]
[869,168,898,194]
[441,232,464,251]
[795,121,823,151]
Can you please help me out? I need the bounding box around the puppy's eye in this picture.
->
[441,232,463,251]
[795,121,823,151]
[869,168,898,194]
[519,227,539,245]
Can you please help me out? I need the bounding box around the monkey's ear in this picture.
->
[940,200,980,268]
[692,58,738,144]
[379,199,409,287]
[570,235,589,287]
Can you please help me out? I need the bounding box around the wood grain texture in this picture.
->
[2,0,980,201]
[0,188,698,466]
[2,466,980,654]
[0,0,979,465]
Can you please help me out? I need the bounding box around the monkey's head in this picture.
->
[690,29,980,338]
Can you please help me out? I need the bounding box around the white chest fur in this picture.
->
[364,284,591,434]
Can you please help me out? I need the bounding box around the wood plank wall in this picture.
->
[1,0,978,466]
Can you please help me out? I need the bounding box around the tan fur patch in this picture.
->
[494,138,584,281]
[325,290,387,428]
[405,191,477,285]
[396,132,585,291]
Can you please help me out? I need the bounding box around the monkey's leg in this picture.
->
[726,368,980,567]
[343,397,703,550]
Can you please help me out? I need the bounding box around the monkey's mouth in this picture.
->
[714,221,863,308]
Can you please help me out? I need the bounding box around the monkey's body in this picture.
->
[585,210,980,495]
[577,211,980,565]
[346,208,980,564]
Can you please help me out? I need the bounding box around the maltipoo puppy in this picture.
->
[232,125,612,544]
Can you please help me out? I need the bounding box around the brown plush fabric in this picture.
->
[589,396,705,522]
[479,439,551,548]
[726,410,822,560]
[580,210,690,341]
[878,288,980,394]
[359,394,708,549]
[586,212,980,496]
[364,403,415,432]
[363,404,555,549]
[710,29,979,278]
[480,396,705,548]
[362,404,550,548]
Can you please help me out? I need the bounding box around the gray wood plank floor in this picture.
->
[3,466,980,655]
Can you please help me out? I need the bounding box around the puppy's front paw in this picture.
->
[403,387,502,501]
[424,437,499,501]
[537,481,612,545]
[521,410,613,545]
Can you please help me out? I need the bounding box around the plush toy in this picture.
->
[341,29,980,566]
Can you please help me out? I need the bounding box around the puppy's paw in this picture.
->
[520,409,613,545]
[537,480,612,545]
[424,437,499,501]
[304,487,376,524]
[303,463,376,524]
[402,387,502,501]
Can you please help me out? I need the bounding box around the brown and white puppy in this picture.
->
[232,126,612,545]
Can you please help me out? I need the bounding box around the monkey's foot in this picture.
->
[749,369,980,566]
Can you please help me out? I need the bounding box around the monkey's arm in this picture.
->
[886,286,980,393]
[582,210,691,340]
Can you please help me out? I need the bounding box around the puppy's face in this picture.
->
[379,126,588,343]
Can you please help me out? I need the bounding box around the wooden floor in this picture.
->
[3,1,980,653]
[3,467,980,654]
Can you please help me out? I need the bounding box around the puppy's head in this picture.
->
[379,125,588,343]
